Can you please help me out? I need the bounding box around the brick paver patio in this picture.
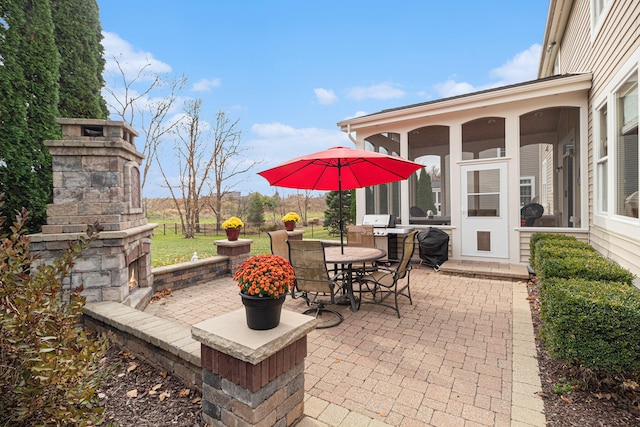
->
[144,265,544,426]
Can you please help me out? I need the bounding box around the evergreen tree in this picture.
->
[51,0,108,118]
[323,190,351,236]
[0,0,60,233]
[423,172,437,214]
[246,193,265,227]
[415,169,437,214]
[415,170,428,211]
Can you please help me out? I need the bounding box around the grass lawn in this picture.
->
[150,224,338,267]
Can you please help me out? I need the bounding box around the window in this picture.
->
[615,73,638,218]
[597,104,608,213]
[520,177,535,207]
[591,0,611,32]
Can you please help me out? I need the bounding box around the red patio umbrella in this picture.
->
[258,146,424,252]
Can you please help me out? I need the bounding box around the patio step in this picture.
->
[435,261,530,281]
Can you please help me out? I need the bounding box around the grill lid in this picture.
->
[362,214,395,228]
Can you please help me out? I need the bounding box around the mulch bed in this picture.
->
[526,277,640,426]
[98,347,206,427]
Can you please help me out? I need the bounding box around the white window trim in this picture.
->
[592,46,640,234]
[590,0,613,41]
[520,176,536,207]
[595,101,609,216]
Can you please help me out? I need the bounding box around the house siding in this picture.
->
[554,0,640,281]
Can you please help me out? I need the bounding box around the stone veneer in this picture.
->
[192,310,316,426]
[29,118,155,304]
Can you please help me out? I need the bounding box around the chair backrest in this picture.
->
[287,240,333,294]
[268,230,290,261]
[521,203,544,226]
[347,225,375,248]
[410,206,427,217]
[395,231,418,280]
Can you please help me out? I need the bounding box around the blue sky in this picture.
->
[97,1,550,198]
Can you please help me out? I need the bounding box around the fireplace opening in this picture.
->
[128,261,139,291]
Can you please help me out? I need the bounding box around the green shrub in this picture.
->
[0,206,111,426]
[540,277,640,374]
[530,234,596,271]
[529,233,579,265]
[535,251,635,285]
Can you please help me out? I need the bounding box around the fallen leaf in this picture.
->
[127,362,138,373]
[160,371,168,378]
[126,389,138,398]
[594,393,612,400]
[334,359,341,363]
[526,296,534,300]
[179,388,190,398]
[148,390,157,396]
[152,384,163,391]
[117,373,125,378]
[191,397,202,404]
[561,395,572,404]
[159,391,170,401]
[97,392,106,399]
[379,412,387,417]
[623,380,639,390]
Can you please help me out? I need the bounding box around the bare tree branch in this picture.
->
[103,56,160,125]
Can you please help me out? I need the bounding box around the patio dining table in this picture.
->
[324,246,386,311]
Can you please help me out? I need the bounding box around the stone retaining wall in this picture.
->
[152,256,229,294]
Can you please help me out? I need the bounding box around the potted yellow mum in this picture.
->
[282,212,301,231]
[222,216,244,241]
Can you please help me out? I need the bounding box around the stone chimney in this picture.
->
[30,118,156,306]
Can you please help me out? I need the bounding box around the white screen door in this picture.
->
[461,162,509,258]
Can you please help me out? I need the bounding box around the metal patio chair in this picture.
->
[287,240,345,328]
[356,231,417,318]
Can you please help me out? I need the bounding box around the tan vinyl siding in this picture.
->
[553,0,640,280]
[590,225,640,286]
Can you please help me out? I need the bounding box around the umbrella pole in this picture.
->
[338,161,344,254]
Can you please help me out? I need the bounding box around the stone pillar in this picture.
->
[192,309,316,426]
[285,230,304,241]
[214,239,252,275]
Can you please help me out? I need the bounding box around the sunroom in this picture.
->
[338,74,592,264]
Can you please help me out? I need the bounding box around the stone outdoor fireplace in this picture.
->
[30,118,156,306]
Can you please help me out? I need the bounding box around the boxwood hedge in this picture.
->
[540,277,640,373]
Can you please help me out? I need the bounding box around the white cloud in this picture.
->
[433,79,476,98]
[314,88,337,105]
[347,83,406,100]
[193,78,222,92]
[433,44,542,98]
[343,111,369,120]
[490,44,541,84]
[252,122,298,138]
[249,123,351,164]
[102,32,171,81]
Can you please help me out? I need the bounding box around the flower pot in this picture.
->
[225,228,241,241]
[240,292,286,330]
[284,221,296,231]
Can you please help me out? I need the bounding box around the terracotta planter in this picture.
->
[225,228,241,241]
[284,221,296,231]
[240,292,286,330]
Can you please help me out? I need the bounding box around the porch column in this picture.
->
[400,131,410,225]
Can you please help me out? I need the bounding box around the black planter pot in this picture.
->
[240,292,286,330]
